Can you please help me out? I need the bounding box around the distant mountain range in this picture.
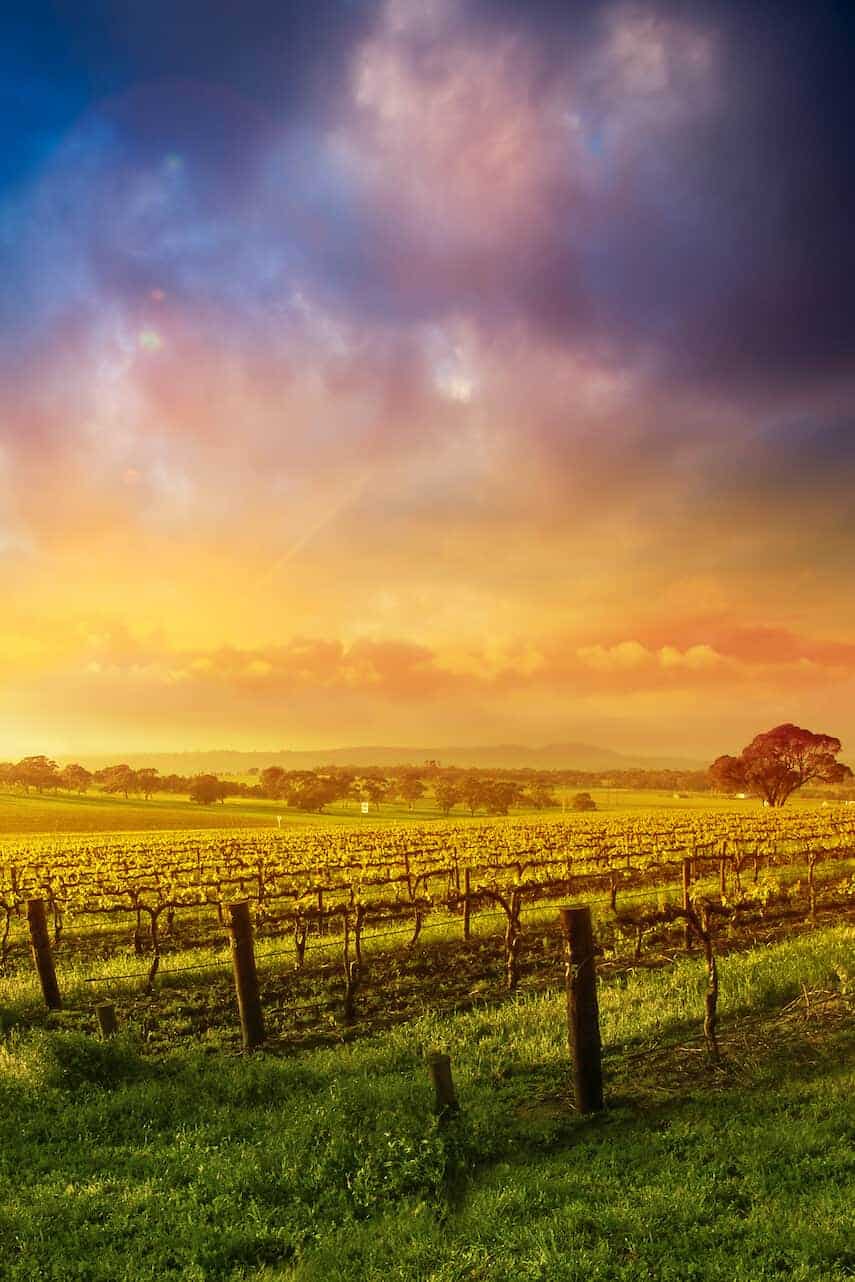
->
[74,743,706,774]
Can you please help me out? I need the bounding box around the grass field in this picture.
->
[1,924,852,1280]
[0,784,826,837]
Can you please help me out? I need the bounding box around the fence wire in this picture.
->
[79,876,705,986]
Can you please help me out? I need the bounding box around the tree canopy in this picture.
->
[188,774,230,805]
[571,791,597,811]
[709,723,852,806]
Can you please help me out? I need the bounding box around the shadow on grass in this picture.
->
[497,983,855,1157]
[293,984,855,1282]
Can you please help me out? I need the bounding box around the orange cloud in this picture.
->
[5,613,855,760]
[39,620,855,705]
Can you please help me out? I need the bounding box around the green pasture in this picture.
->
[0,784,828,838]
[0,789,357,836]
[0,924,852,1281]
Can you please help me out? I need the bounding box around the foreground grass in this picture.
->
[1,925,852,1281]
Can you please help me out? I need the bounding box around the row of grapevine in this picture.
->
[1,809,853,972]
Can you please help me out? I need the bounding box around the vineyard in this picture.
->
[2,808,854,1282]
[2,808,854,1051]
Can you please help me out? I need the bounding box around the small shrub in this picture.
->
[346,1127,447,1214]
[571,792,597,811]
[6,1030,145,1091]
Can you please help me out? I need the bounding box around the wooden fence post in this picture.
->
[343,961,360,1023]
[463,868,471,940]
[699,906,720,1062]
[559,906,603,1113]
[227,900,265,1050]
[427,1050,459,1117]
[682,858,693,950]
[505,889,522,990]
[96,1002,118,1039]
[27,897,61,1010]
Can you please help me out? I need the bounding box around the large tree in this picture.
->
[709,723,852,806]
[481,779,522,815]
[188,774,229,805]
[14,756,60,793]
[59,763,93,794]
[96,764,138,799]
[136,768,160,800]
[397,776,426,810]
[434,779,461,815]
[288,777,348,813]
[260,766,288,799]
[359,775,389,811]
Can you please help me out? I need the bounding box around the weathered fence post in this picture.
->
[505,889,522,991]
[682,858,693,949]
[807,852,818,921]
[27,897,61,1010]
[354,904,366,968]
[559,906,603,1113]
[343,961,360,1023]
[427,1050,459,1117]
[463,868,471,940]
[227,900,265,1050]
[96,1002,118,1039]
[293,914,308,969]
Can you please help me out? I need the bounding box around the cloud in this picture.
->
[53,619,855,707]
[4,0,852,387]
[577,641,652,672]
[7,610,855,758]
[1,0,854,756]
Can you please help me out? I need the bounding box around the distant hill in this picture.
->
[74,743,705,774]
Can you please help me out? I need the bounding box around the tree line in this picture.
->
[1,727,850,814]
[0,758,242,805]
[0,755,717,814]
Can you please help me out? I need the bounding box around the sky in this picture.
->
[1,0,854,761]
